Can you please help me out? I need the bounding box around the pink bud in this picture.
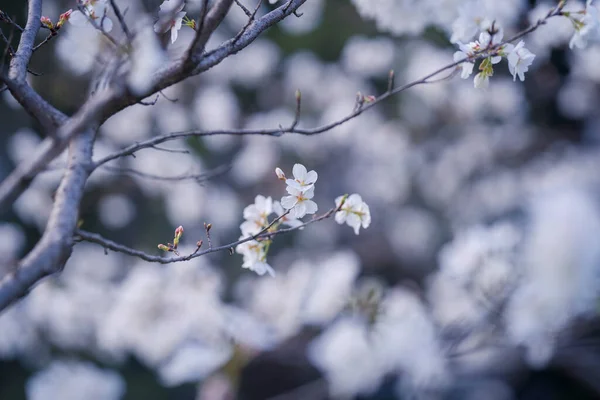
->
[57,9,72,27]
[364,95,376,103]
[40,16,53,29]
[275,167,286,181]
[175,225,184,236]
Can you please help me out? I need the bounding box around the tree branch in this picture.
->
[188,0,233,59]
[74,205,339,264]
[8,0,41,82]
[0,128,95,311]
[1,78,67,132]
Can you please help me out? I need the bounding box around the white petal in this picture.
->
[280,195,297,210]
[303,186,315,199]
[335,211,347,224]
[304,200,318,215]
[305,170,318,184]
[292,163,307,180]
[293,202,307,219]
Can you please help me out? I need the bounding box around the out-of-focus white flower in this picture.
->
[308,318,386,397]
[450,2,491,43]
[335,194,371,235]
[569,0,600,49]
[69,0,113,32]
[281,186,318,219]
[153,0,187,44]
[505,189,600,367]
[128,24,166,95]
[26,360,125,400]
[505,41,535,81]
[158,343,232,386]
[285,163,318,192]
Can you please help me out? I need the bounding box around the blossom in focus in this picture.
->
[240,195,273,236]
[453,42,477,79]
[569,0,600,49]
[285,163,318,193]
[506,41,535,81]
[69,0,113,32]
[335,194,371,235]
[273,201,303,229]
[236,240,275,277]
[281,186,318,219]
[153,0,187,44]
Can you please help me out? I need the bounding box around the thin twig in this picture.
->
[233,0,252,17]
[101,164,228,182]
[75,206,338,263]
[234,0,262,43]
[109,0,132,41]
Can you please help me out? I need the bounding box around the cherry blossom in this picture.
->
[569,0,600,49]
[281,186,318,219]
[335,194,371,235]
[236,240,275,277]
[240,195,273,236]
[153,0,187,44]
[506,41,535,81]
[285,163,318,193]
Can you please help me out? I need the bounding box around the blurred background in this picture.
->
[2,0,600,399]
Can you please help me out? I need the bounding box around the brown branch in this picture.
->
[74,206,338,264]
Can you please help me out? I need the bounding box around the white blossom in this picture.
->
[285,163,318,192]
[26,361,125,400]
[453,42,477,79]
[236,240,275,277]
[506,41,535,81]
[473,71,490,89]
[240,195,273,236]
[335,194,371,235]
[281,186,318,219]
[154,0,187,44]
[273,201,303,229]
[569,0,600,49]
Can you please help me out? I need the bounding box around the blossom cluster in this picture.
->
[236,164,370,277]
[454,25,535,88]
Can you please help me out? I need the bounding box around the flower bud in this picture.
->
[175,225,184,238]
[196,240,203,248]
[204,222,212,232]
[40,16,54,29]
[275,167,286,181]
[57,9,72,28]
[158,244,170,252]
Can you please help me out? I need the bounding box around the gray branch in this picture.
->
[8,0,41,82]
[0,128,95,311]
